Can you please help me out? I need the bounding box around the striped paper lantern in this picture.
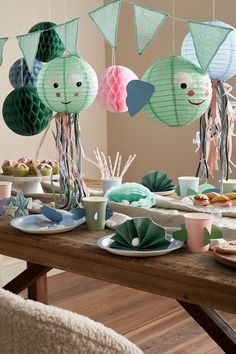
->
[181,20,236,81]
[142,56,212,127]
[37,56,98,114]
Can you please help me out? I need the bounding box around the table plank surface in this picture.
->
[0,217,235,313]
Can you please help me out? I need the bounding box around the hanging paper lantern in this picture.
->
[181,21,236,81]
[96,66,138,113]
[37,55,98,114]
[2,87,52,136]
[126,56,212,127]
[9,58,43,88]
[29,22,65,62]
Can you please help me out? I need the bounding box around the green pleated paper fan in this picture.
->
[141,170,175,192]
[110,217,170,250]
[2,87,52,136]
[29,22,65,62]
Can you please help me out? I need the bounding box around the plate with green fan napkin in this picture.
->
[141,171,175,195]
[97,217,184,257]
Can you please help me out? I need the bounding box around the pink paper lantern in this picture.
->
[96,65,138,113]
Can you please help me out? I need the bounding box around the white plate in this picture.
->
[10,214,85,234]
[0,174,59,182]
[97,234,184,257]
[154,189,175,196]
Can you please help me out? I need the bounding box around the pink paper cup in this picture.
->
[0,182,12,199]
[184,213,212,253]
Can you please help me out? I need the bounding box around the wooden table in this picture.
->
[0,217,235,353]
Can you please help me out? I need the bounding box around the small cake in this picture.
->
[51,160,59,175]
[225,193,236,206]
[27,159,40,176]
[18,157,30,164]
[206,192,219,202]
[13,163,29,177]
[193,194,210,206]
[1,160,17,175]
[37,163,52,176]
[211,195,231,208]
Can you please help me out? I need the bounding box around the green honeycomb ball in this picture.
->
[2,87,53,136]
[29,22,65,62]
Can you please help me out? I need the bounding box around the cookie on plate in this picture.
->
[193,194,210,206]
[215,241,236,254]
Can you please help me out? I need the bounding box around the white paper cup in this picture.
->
[0,182,12,199]
[178,176,199,197]
[223,179,236,193]
[102,178,122,195]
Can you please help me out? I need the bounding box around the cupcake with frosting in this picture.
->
[18,157,30,164]
[45,160,59,175]
[27,159,40,176]
[1,160,17,175]
[13,163,29,177]
[37,163,52,176]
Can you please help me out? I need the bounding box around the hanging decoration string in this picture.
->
[213,0,216,21]
[172,0,175,55]
[18,0,24,86]
[112,47,116,66]
[48,0,51,22]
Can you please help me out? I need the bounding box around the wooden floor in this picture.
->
[47,272,235,354]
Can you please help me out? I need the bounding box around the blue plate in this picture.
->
[10,214,85,234]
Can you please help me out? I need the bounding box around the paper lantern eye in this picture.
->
[181,83,187,89]
[174,72,193,89]
[69,74,83,88]
[49,75,61,89]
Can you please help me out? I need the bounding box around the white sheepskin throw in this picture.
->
[0,289,143,354]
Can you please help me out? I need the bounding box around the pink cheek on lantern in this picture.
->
[56,92,61,97]
[205,90,209,97]
[74,92,79,97]
[188,90,195,97]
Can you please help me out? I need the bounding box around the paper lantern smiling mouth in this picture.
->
[126,56,212,127]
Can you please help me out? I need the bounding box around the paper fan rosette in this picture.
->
[110,217,170,250]
[141,171,175,192]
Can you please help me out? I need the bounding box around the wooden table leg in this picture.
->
[179,300,236,354]
[27,262,49,304]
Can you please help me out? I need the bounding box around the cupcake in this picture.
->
[1,160,17,175]
[13,163,29,177]
[37,163,52,176]
[27,159,40,176]
[50,160,59,175]
[18,157,30,164]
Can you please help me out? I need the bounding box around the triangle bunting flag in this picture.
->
[188,21,232,72]
[17,31,41,73]
[0,38,7,65]
[88,0,121,49]
[55,18,79,56]
[134,4,167,55]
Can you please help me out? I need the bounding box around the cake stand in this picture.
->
[181,196,236,228]
[0,174,59,195]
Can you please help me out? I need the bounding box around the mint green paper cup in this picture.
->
[82,196,107,231]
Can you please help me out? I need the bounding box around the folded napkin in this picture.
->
[106,183,156,209]
[141,171,175,192]
[110,217,170,250]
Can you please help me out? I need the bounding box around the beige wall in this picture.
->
[107,0,236,184]
[0,0,106,178]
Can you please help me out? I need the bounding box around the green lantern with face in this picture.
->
[37,55,98,114]
[126,56,212,127]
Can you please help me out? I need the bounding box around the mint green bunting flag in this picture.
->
[134,4,167,55]
[17,31,41,73]
[0,37,7,65]
[88,0,121,49]
[188,21,232,72]
[55,18,79,56]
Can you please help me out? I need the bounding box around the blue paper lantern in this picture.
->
[9,58,43,88]
[181,20,236,81]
